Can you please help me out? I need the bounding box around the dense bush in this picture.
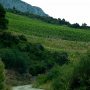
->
[0,59,5,90]
[70,52,90,90]
[0,32,27,47]
[52,52,69,65]
[34,65,61,88]
[18,35,27,41]
[0,42,69,75]
[70,23,81,28]
[0,32,69,75]
[52,64,74,90]
[0,4,8,30]
[21,42,68,75]
[46,65,61,81]
[52,52,90,90]
[0,32,20,47]
[0,49,29,73]
[35,52,90,90]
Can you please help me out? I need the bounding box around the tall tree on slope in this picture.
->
[0,4,8,30]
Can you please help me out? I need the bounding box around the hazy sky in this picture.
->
[22,0,90,25]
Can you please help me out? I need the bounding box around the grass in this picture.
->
[6,12,90,55]
[5,12,90,90]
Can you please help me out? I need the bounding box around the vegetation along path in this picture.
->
[12,85,43,90]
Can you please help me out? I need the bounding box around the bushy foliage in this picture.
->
[70,23,81,28]
[52,64,74,90]
[18,35,27,41]
[52,52,69,65]
[52,52,90,90]
[46,65,61,81]
[0,41,69,75]
[0,32,27,47]
[19,42,68,75]
[70,52,90,90]
[0,32,20,47]
[0,31,69,75]
[0,4,8,30]
[35,65,61,87]
[0,49,29,74]
[25,43,69,75]
[35,52,90,90]
[0,59,5,90]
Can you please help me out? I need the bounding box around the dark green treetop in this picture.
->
[0,4,8,30]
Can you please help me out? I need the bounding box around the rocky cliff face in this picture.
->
[0,0,47,16]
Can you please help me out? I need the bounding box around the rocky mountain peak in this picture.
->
[0,0,47,16]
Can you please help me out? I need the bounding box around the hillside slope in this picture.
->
[7,12,90,53]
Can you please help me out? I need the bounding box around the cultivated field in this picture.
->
[7,12,90,56]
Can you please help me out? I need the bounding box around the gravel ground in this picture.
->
[12,85,43,90]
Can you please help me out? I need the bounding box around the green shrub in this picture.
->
[0,31,69,76]
[52,52,69,65]
[51,64,74,90]
[0,59,5,90]
[35,74,48,87]
[52,52,90,90]
[29,62,46,76]
[0,49,29,73]
[46,65,61,81]
[0,32,28,48]
[18,35,27,41]
[0,32,20,47]
[70,52,90,90]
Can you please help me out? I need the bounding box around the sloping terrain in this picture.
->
[0,3,90,90]
[7,12,90,54]
[1,11,90,90]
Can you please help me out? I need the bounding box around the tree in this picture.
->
[71,23,80,28]
[0,4,8,30]
[82,23,87,27]
[81,23,87,28]
[0,59,5,90]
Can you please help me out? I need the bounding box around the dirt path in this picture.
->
[12,85,43,90]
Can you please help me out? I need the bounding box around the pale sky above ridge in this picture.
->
[22,0,90,25]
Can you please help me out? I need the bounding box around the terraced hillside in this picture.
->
[7,12,90,54]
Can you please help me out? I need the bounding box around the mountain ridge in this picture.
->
[0,0,48,16]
